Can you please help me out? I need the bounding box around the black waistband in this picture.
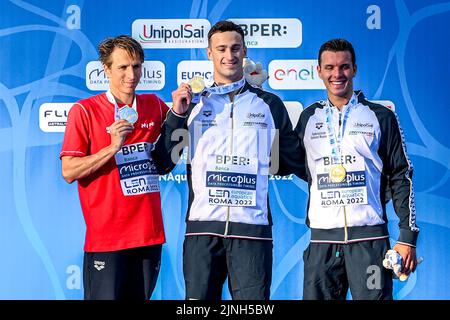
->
[186,220,272,240]
[310,224,389,243]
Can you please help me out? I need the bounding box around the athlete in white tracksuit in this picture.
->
[166,20,301,300]
[294,39,419,300]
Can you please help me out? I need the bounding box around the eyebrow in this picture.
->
[215,43,242,49]
[116,62,141,68]
[323,63,350,68]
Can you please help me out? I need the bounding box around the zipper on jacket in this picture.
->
[337,108,348,243]
[343,206,348,243]
[338,110,348,243]
[224,99,235,237]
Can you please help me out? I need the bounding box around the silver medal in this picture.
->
[118,106,138,124]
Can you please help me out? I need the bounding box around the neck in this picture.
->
[110,89,135,105]
[328,92,353,110]
[214,74,243,87]
[214,78,244,102]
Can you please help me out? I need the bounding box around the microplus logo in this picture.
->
[230,18,302,48]
[177,60,213,86]
[268,60,325,90]
[39,103,73,132]
[86,61,165,91]
[132,19,210,49]
[86,63,107,90]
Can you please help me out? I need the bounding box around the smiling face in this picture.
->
[103,47,142,104]
[207,31,247,85]
[317,50,357,108]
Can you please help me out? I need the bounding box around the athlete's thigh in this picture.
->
[303,243,348,300]
[226,238,273,300]
[344,239,393,300]
[124,245,162,300]
[83,250,127,300]
[183,235,228,300]
[141,244,162,299]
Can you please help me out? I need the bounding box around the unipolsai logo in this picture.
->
[229,18,302,48]
[268,60,325,90]
[132,19,210,49]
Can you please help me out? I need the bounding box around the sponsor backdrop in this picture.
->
[1,0,449,299]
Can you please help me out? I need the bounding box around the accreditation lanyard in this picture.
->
[106,90,137,121]
[324,93,357,164]
[192,77,246,103]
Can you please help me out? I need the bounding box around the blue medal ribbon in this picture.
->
[324,93,358,165]
[191,77,246,103]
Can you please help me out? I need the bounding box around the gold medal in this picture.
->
[330,164,347,183]
[188,76,205,94]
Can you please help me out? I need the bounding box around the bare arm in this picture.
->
[61,119,133,183]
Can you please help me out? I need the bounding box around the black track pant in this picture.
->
[183,235,272,300]
[303,239,393,300]
[83,244,162,300]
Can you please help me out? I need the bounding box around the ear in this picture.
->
[206,47,212,60]
[353,63,357,77]
[317,64,323,80]
[103,63,111,78]
[243,45,247,57]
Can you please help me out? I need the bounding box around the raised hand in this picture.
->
[109,119,134,152]
[171,83,192,115]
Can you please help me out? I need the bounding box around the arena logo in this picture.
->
[177,60,213,86]
[268,60,325,90]
[85,61,165,91]
[39,103,73,132]
[132,19,210,49]
[229,18,302,48]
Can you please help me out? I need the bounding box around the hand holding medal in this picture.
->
[106,90,138,138]
[173,76,246,111]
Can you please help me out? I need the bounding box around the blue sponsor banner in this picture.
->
[206,171,257,190]
[317,171,366,190]
[118,159,156,180]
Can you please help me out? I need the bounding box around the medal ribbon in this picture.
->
[192,77,246,103]
[324,93,357,164]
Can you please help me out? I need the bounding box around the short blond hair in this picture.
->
[98,35,144,67]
